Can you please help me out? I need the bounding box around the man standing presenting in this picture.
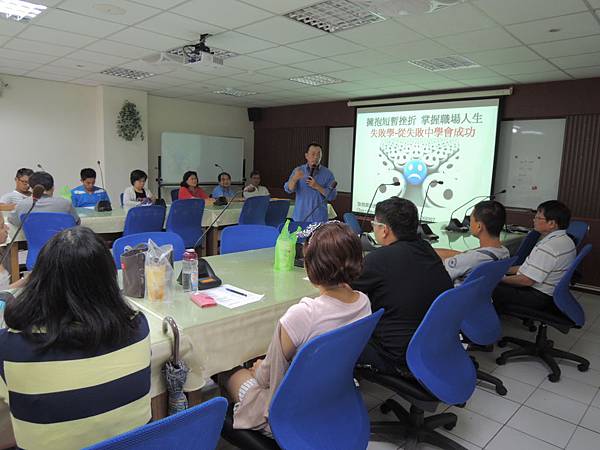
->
[284,143,336,223]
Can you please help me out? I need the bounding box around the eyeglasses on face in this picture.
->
[371,220,385,228]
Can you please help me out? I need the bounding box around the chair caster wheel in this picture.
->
[380,403,392,414]
[578,363,589,372]
[496,357,506,365]
[497,340,507,348]
[443,423,456,430]
[496,386,508,396]
[548,373,560,383]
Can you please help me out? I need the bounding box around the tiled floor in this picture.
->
[218,291,600,450]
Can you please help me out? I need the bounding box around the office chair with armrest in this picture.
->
[496,244,592,382]
[356,278,484,450]
[221,309,384,450]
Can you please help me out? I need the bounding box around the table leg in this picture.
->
[9,245,19,284]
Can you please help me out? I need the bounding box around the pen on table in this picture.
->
[225,287,247,297]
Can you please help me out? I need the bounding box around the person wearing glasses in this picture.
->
[493,200,576,312]
[0,168,33,211]
[351,197,452,377]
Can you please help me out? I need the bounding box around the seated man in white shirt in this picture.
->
[243,170,270,200]
[437,200,510,285]
[0,168,33,211]
[493,200,576,312]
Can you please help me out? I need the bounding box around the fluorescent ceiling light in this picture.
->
[408,55,479,72]
[290,74,344,86]
[100,67,156,80]
[214,88,256,97]
[285,0,385,33]
[0,0,46,22]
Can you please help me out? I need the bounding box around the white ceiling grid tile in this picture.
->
[288,35,366,57]
[0,47,57,64]
[58,0,161,25]
[168,68,220,82]
[250,46,317,64]
[26,71,76,82]
[36,65,94,78]
[508,71,572,83]
[441,67,503,80]
[335,19,424,46]
[438,27,522,53]
[256,65,311,78]
[490,59,559,76]
[379,39,454,60]
[551,52,600,69]
[324,68,376,81]
[19,26,98,48]
[377,84,425,94]
[85,40,155,59]
[128,0,186,9]
[464,46,542,65]
[229,72,279,84]
[206,31,277,54]
[51,57,109,72]
[224,55,278,70]
[5,38,74,57]
[119,60,175,74]
[235,83,280,93]
[172,0,273,29]
[66,49,131,66]
[185,63,245,77]
[290,58,352,73]
[236,16,326,44]
[589,0,600,7]
[463,76,515,86]
[200,76,249,88]
[530,35,600,58]
[506,12,600,44]
[108,28,189,51]
[416,80,468,90]
[330,50,397,67]
[135,13,225,41]
[69,78,102,86]
[0,57,42,70]
[0,19,28,36]
[473,0,589,25]
[0,67,29,76]
[34,10,127,38]
[395,3,496,38]
[565,65,600,78]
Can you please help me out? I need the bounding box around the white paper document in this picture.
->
[203,284,264,309]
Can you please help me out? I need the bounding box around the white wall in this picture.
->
[147,95,254,195]
[0,75,253,204]
[0,75,98,196]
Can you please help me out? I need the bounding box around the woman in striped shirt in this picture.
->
[0,226,151,450]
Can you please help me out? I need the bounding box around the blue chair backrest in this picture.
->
[123,205,166,236]
[170,189,179,202]
[238,195,270,225]
[112,232,185,268]
[119,193,124,208]
[265,199,290,228]
[269,309,384,450]
[567,220,589,248]
[461,257,517,345]
[84,396,227,450]
[343,212,362,235]
[22,212,77,270]
[220,225,279,255]
[514,230,540,265]
[553,244,592,327]
[407,278,484,406]
[165,199,205,248]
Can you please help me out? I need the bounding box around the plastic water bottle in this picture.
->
[182,250,198,292]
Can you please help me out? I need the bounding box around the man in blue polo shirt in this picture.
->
[71,168,110,208]
[284,143,337,223]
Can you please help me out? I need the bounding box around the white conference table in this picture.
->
[1,201,337,282]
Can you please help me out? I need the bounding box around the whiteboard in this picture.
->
[328,127,354,192]
[161,132,244,184]
[494,119,565,209]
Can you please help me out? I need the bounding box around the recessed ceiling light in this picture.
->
[0,0,46,22]
[285,0,385,33]
[408,55,479,72]
[100,67,155,80]
[93,3,126,15]
[214,88,257,97]
[290,74,344,86]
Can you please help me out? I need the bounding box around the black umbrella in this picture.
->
[162,316,189,415]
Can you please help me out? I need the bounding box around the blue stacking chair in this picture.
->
[21,212,77,270]
[461,257,516,396]
[496,244,592,382]
[85,397,227,450]
[170,188,179,202]
[123,205,166,236]
[238,195,270,225]
[343,212,362,234]
[357,278,485,449]
[220,225,279,255]
[514,230,540,265]
[222,309,384,450]
[566,220,589,248]
[112,232,185,268]
[265,199,290,228]
[166,199,205,248]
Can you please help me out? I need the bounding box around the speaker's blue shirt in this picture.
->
[211,185,236,199]
[70,185,110,208]
[284,164,336,223]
